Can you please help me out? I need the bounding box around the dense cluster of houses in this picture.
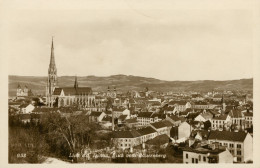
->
[8,89,253,163]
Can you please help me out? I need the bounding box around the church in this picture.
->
[46,38,102,110]
[17,84,33,97]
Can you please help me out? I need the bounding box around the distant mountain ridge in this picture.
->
[8,75,253,97]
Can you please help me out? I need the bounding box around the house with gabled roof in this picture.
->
[150,121,169,136]
[137,112,160,126]
[165,115,181,126]
[112,130,142,150]
[168,101,191,112]
[183,146,233,163]
[88,111,106,122]
[125,118,138,128]
[194,112,213,122]
[112,106,130,118]
[211,114,232,130]
[136,126,157,143]
[208,130,253,163]
[243,110,253,129]
[19,103,35,114]
[178,122,193,141]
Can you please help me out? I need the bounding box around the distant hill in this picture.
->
[8,75,253,97]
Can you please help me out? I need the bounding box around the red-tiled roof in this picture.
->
[125,118,137,123]
[146,134,169,145]
[138,112,153,118]
[90,111,103,117]
[208,130,248,142]
[161,120,174,127]
[168,115,181,121]
[200,112,213,120]
[113,130,141,138]
[150,121,167,129]
[136,126,156,136]
[213,114,228,120]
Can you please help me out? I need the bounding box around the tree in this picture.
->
[42,112,100,162]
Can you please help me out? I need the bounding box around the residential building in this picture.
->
[183,147,233,163]
[243,111,253,129]
[19,104,35,114]
[112,130,141,150]
[211,114,232,130]
[194,112,213,122]
[208,130,253,162]
[165,115,181,126]
[112,107,130,118]
[150,121,169,136]
[137,112,159,126]
[88,111,106,122]
[168,101,191,112]
[136,126,157,143]
[178,122,193,141]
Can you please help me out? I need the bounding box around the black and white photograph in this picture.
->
[0,0,259,166]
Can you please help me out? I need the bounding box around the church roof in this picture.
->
[53,88,62,95]
[53,87,92,96]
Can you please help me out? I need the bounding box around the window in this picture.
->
[203,156,206,162]
[199,155,201,161]
[192,158,194,163]
[230,143,234,148]
[237,151,241,155]
[237,157,242,162]
[195,159,198,163]
[186,154,188,159]
[125,139,127,142]
[237,144,241,148]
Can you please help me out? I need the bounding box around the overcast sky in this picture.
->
[1,0,254,81]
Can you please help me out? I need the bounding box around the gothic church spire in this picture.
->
[49,36,56,68]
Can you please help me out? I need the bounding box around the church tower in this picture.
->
[74,76,78,89]
[46,37,58,106]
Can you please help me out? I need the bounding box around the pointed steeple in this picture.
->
[49,36,56,68]
[47,37,58,99]
[74,75,78,89]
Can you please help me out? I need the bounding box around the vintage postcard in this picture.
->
[0,0,259,167]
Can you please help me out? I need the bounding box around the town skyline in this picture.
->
[8,74,253,82]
